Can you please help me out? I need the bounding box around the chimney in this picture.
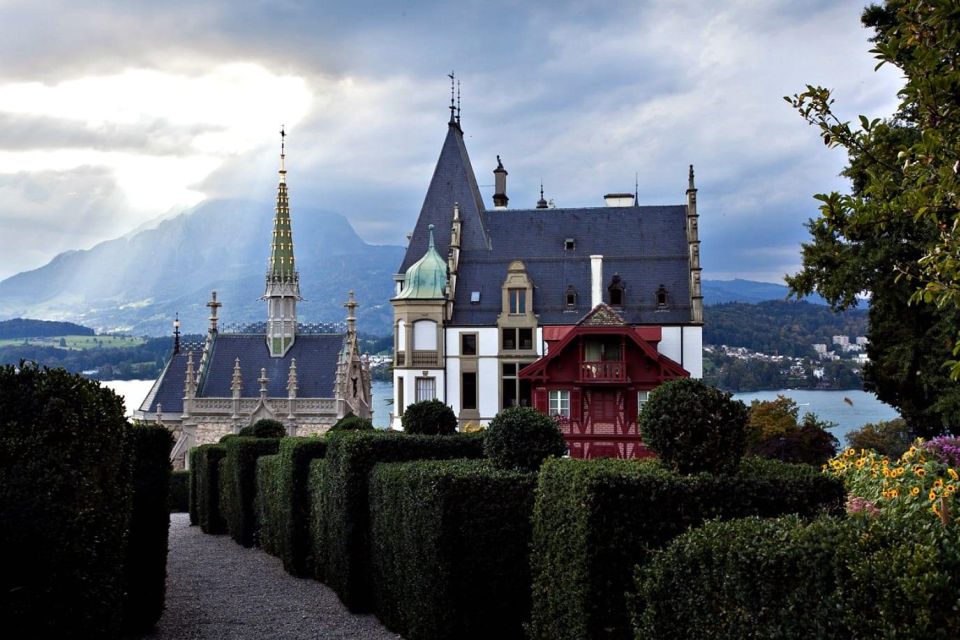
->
[493,156,508,209]
[591,255,603,308]
[603,193,636,207]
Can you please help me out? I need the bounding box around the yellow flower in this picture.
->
[934,479,944,489]
[929,490,937,501]
[949,468,959,481]
[915,467,926,477]
[947,485,956,494]
[856,459,866,469]
[911,487,921,496]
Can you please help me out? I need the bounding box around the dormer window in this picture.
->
[565,285,578,308]
[608,274,624,307]
[564,238,575,251]
[508,288,526,314]
[656,284,669,310]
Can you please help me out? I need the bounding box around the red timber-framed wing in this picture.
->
[519,304,689,459]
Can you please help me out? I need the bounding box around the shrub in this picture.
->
[191,444,227,534]
[169,470,190,512]
[320,430,485,611]
[0,363,132,637]
[638,378,748,474]
[484,406,567,471]
[924,435,960,467]
[750,414,839,466]
[329,413,375,432]
[255,437,328,575]
[188,447,199,525]
[370,460,537,639]
[632,515,960,639]
[239,419,286,438]
[307,458,330,582]
[846,418,913,459]
[219,433,239,444]
[528,457,844,640]
[401,399,458,435]
[221,436,280,547]
[255,454,282,557]
[122,424,173,634]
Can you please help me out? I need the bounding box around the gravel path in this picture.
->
[144,514,399,640]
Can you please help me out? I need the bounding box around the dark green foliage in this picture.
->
[169,470,190,512]
[638,378,748,474]
[249,419,287,438]
[369,460,537,639]
[191,444,227,534]
[188,448,199,525]
[483,406,567,471]
[320,430,485,611]
[0,363,132,638]
[221,436,280,547]
[632,515,960,639]
[219,433,239,443]
[255,437,328,575]
[846,418,913,458]
[0,317,95,338]
[401,399,458,435]
[122,424,173,634]
[329,413,375,432]
[528,457,845,640]
[307,459,330,582]
[751,415,839,466]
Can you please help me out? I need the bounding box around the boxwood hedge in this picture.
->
[307,458,330,583]
[320,430,485,611]
[192,444,227,534]
[369,459,537,640]
[528,456,845,640]
[122,424,174,634]
[188,448,200,525]
[169,469,190,513]
[632,515,960,639]
[221,436,280,547]
[255,454,282,557]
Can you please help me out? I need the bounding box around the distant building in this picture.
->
[135,133,371,466]
[832,335,850,348]
[390,99,702,459]
[856,336,868,346]
[812,343,828,356]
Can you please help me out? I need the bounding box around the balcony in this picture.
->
[411,350,441,368]
[395,352,405,366]
[579,360,626,383]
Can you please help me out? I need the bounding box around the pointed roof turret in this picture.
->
[536,182,548,209]
[268,126,297,280]
[398,85,489,274]
[395,224,448,300]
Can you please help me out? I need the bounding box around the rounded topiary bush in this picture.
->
[401,399,458,435]
[240,419,286,438]
[484,406,567,471]
[638,378,748,475]
[329,413,375,432]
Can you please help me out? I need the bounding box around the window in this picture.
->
[608,274,624,307]
[502,328,534,351]
[549,390,570,418]
[565,286,577,308]
[396,319,406,351]
[656,285,669,310]
[413,320,437,350]
[508,288,526,314]
[461,333,477,356]
[501,363,532,409]
[415,377,436,402]
[462,372,477,410]
[398,381,404,416]
[638,390,649,412]
[564,238,575,251]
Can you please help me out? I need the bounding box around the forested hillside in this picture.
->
[703,301,868,356]
[0,318,95,339]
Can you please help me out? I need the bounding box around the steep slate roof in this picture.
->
[141,349,191,414]
[198,333,343,399]
[399,122,489,274]
[450,205,692,326]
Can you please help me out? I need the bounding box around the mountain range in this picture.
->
[0,199,825,337]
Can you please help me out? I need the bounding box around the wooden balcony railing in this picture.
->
[579,360,626,382]
[411,350,441,368]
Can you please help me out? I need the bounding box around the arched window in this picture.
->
[413,319,437,350]
[608,274,624,307]
[396,319,406,350]
[656,285,669,310]
[565,285,578,308]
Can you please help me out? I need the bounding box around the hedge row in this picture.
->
[632,515,960,639]
[123,425,174,634]
[192,444,227,534]
[528,456,846,640]
[321,431,486,611]
[220,437,281,547]
[255,454,282,557]
[307,458,330,582]
[169,470,190,512]
[369,459,537,640]
[0,364,132,638]
[188,448,200,525]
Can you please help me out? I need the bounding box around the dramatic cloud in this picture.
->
[0,0,904,283]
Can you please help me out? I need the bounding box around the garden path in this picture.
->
[143,513,398,640]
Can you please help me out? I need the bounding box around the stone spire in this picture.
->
[287,358,298,399]
[184,351,196,399]
[336,291,372,419]
[263,126,301,357]
[686,164,703,324]
[258,368,269,402]
[207,290,222,333]
[231,358,242,399]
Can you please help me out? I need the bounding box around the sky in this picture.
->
[0,0,904,283]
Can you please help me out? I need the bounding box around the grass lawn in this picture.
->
[0,335,145,350]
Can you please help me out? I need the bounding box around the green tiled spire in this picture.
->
[269,129,296,280]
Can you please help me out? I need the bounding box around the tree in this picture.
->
[786,1,960,436]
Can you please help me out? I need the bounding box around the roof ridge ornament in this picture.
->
[447,71,456,125]
[279,125,287,184]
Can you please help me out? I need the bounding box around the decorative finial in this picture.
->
[635,172,639,204]
[447,71,456,124]
[279,125,287,183]
[456,78,461,125]
[537,182,548,208]
[207,290,222,333]
[173,313,181,354]
[688,164,695,191]
[427,223,436,248]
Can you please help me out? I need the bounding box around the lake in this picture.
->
[102,379,899,444]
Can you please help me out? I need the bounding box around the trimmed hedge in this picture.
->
[221,436,280,547]
[255,454,282,557]
[369,459,537,639]
[307,458,331,582]
[632,515,960,639]
[122,424,174,634]
[320,430,485,611]
[170,470,190,513]
[0,363,132,638]
[192,444,227,534]
[528,456,845,640]
[256,437,328,575]
[188,448,200,525]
